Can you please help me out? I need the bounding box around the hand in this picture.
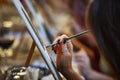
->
[53,34,73,72]
[75,49,92,76]
[53,35,84,80]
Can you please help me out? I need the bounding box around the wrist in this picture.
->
[61,68,84,80]
[60,66,73,74]
[84,70,114,80]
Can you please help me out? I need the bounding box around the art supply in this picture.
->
[46,29,91,48]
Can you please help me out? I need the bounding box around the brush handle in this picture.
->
[46,29,91,48]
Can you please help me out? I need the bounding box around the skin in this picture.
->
[53,35,83,80]
[76,49,113,80]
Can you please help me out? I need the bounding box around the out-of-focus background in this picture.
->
[0,0,74,79]
[0,0,113,80]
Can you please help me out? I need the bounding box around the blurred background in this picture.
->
[0,0,74,79]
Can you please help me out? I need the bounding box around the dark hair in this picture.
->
[87,0,120,79]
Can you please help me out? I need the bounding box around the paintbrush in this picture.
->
[46,29,91,48]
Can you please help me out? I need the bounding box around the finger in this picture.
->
[52,36,62,52]
[76,57,85,62]
[56,35,69,54]
[54,43,62,54]
[53,36,61,45]
[66,40,73,54]
[75,49,88,58]
[60,35,73,54]
[53,34,68,43]
[76,54,85,59]
[61,43,69,55]
[53,34,70,55]
[77,63,84,69]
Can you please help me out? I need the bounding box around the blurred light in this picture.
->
[3,21,13,28]
[14,75,20,79]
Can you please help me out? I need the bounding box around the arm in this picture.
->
[61,68,83,80]
[53,34,83,80]
[76,49,114,80]
[86,70,113,80]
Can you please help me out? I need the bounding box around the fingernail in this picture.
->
[52,45,56,54]
[52,45,55,50]
[57,39,60,44]
[63,38,68,44]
